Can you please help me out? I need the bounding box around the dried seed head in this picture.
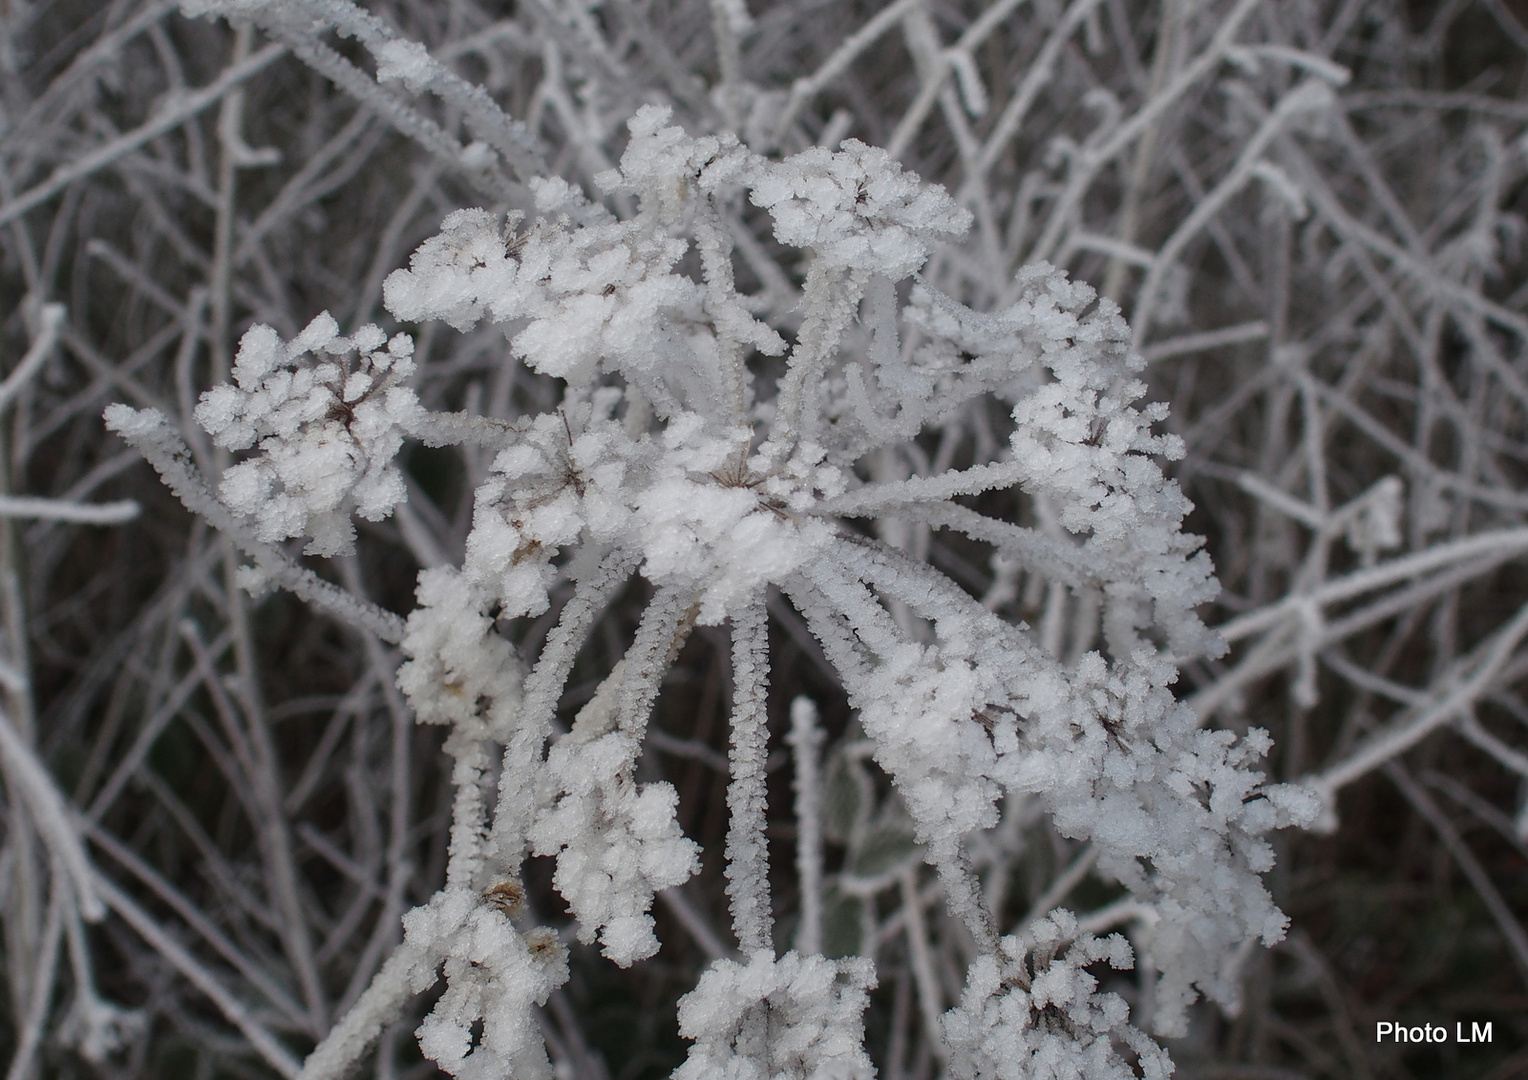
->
[524,927,564,963]
[483,879,525,919]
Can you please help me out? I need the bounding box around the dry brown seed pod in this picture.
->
[524,927,564,961]
[483,879,525,918]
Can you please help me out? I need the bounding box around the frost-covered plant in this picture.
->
[942,910,1172,1080]
[15,1,1528,1077]
[194,313,421,556]
[674,950,877,1080]
[107,91,1317,1079]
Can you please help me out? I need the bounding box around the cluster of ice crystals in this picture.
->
[385,105,973,401]
[383,205,697,385]
[193,313,420,556]
[402,887,568,1080]
[859,273,1302,1021]
[839,634,1005,853]
[995,649,1319,1036]
[528,727,699,966]
[814,520,1311,1038]
[943,912,1171,1080]
[674,950,877,1080]
[397,567,521,736]
[458,411,587,621]
[372,37,432,92]
[596,104,756,222]
[109,86,1324,1080]
[393,566,527,890]
[905,263,1221,660]
[1002,282,1216,659]
[749,139,971,279]
[457,401,838,626]
[635,419,837,624]
[380,209,521,333]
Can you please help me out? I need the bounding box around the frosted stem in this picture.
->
[787,696,824,956]
[769,263,866,451]
[725,593,773,954]
[294,944,431,1080]
[489,548,638,857]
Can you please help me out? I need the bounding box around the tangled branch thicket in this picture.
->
[2,0,1527,1077]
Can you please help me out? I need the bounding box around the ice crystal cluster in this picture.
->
[943,910,1171,1080]
[674,950,878,1080]
[192,313,421,556]
[110,101,1317,1078]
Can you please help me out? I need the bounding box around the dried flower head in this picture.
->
[482,879,526,919]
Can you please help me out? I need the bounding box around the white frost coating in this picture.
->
[810,537,1319,1037]
[116,90,1319,1080]
[397,567,522,737]
[194,314,421,556]
[674,951,877,1080]
[750,138,971,279]
[383,206,698,385]
[528,727,700,966]
[401,887,569,1080]
[995,649,1320,1036]
[377,109,1303,1062]
[455,401,840,626]
[901,264,1222,661]
[525,587,702,966]
[597,105,757,221]
[373,38,433,92]
[396,567,525,887]
[942,911,1172,1080]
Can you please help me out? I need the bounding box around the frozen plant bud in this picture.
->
[597,104,758,222]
